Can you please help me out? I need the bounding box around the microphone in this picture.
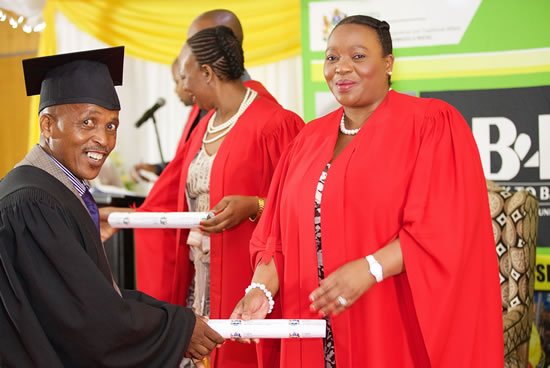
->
[135,98,166,128]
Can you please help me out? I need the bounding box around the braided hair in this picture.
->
[186,25,244,81]
[332,15,393,84]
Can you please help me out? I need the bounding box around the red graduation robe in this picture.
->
[133,104,200,302]
[134,82,276,302]
[251,90,504,367]
[171,90,303,367]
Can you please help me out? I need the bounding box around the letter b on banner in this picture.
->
[472,117,520,180]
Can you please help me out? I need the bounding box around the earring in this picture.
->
[388,71,392,76]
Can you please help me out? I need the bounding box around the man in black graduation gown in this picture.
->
[0,46,224,367]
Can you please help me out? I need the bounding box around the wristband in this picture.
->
[365,255,383,283]
[245,282,274,314]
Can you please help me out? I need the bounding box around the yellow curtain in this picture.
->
[57,0,300,66]
[27,0,57,149]
[28,0,301,148]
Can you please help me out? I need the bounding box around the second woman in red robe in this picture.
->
[174,26,303,368]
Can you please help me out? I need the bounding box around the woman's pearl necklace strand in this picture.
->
[339,112,360,135]
[339,89,393,136]
[203,88,257,144]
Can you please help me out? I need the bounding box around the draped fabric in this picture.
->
[54,0,300,66]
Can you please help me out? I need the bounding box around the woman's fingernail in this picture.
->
[310,304,316,312]
[318,311,326,318]
[309,294,315,301]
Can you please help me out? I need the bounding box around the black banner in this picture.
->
[421,86,550,246]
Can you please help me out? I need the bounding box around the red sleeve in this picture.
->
[250,138,298,273]
[261,110,304,184]
[398,100,503,365]
[250,106,304,269]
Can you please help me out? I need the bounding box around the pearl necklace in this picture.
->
[339,89,393,135]
[203,88,257,144]
[339,112,360,135]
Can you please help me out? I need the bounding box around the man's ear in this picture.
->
[39,113,54,140]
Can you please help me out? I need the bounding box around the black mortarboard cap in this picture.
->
[22,46,124,113]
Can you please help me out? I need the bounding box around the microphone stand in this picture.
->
[151,114,166,166]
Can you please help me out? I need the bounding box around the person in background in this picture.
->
[231,15,504,367]
[0,46,224,367]
[132,8,252,182]
[100,10,277,306]
[131,58,202,182]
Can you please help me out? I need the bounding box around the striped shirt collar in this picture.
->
[42,148,89,196]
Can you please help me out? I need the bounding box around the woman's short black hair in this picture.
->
[186,25,244,81]
[333,15,393,57]
[332,15,393,84]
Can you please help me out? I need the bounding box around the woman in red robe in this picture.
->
[173,26,303,368]
[131,80,277,304]
[231,15,504,367]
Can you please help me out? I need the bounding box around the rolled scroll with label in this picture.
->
[108,212,214,229]
[207,319,326,339]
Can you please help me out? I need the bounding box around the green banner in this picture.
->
[301,0,550,121]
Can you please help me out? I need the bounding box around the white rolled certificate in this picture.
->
[207,319,326,339]
[108,212,214,229]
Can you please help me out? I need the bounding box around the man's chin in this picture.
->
[78,162,104,181]
[81,169,102,181]
[81,153,110,179]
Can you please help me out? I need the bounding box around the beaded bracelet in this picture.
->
[245,282,274,314]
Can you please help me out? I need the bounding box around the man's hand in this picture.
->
[186,315,225,360]
[99,206,135,242]
[200,195,258,233]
